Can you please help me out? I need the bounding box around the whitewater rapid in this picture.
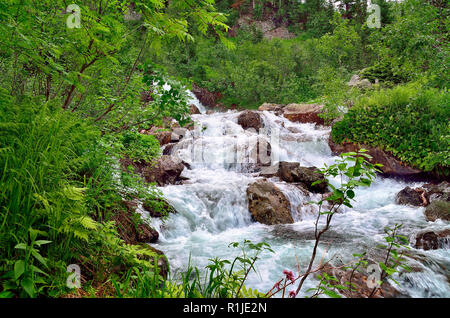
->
[144,96,450,298]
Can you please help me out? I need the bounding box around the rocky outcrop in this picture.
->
[415,229,450,250]
[395,181,450,222]
[348,74,372,89]
[328,138,423,178]
[192,83,221,108]
[170,127,188,142]
[142,155,185,186]
[395,186,426,207]
[278,162,327,193]
[258,103,284,114]
[422,182,450,203]
[263,27,295,40]
[143,198,177,218]
[140,127,172,146]
[425,200,450,222]
[162,143,176,156]
[246,180,293,225]
[320,264,399,298]
[109,202,169,279]
[257,102,326,125]
[189,104,201,114]
[233,14,295,40]
[116,201,159,244]
[282,103,324,125]
[394,182,450,222]
[237,110,263,131]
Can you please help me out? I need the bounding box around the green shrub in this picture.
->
[331,83,450,175]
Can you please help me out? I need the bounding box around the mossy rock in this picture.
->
[425,200,450,222]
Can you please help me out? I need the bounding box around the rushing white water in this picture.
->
[148,98,450,298]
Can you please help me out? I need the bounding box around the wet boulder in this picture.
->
[189,104,201,115]
[423,181,450,203]
[162,143,176,155]
[237,110,263,131]
[395,186,426,207]
[282,103,324,125]
[246,180,293,225]
[143,155,185,186]
[415,230,450,250]
[170,127,188,142]
[424,200,450,222]
[277,162,327,193]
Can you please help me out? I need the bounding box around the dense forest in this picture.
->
[0,0,448,299]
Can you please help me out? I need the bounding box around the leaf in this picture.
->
[0,291,15,298]
[31,250,48,267]
[14,260,25,280]
[14,243,27,250]
[322,288,342,298]
[34,240,52,246]
[21,278,35,298]
[347,190,355,199]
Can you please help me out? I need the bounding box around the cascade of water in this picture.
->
[148,99,450,298]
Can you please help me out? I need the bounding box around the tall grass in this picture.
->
[0,93,104,295]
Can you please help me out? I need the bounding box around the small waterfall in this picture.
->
[150,98,450,298]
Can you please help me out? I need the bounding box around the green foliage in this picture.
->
[118,131,161,163]
[359,60,408,86]
[0,0,230,130]
[332,83,450,174]
[109,239,271,298]
[1,229,52,298]
[179,240,272,298]
[368,0,449,88]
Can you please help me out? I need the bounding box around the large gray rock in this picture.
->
[395,186,426,207]
[415,229,450,250]
[424,200,450,222]
[170,127,188,142]
[278,162,327,193]
[348,74,372,89]
[423,181,450,203]
[246,180,293,225]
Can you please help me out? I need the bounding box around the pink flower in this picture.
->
[283,269,295,282]
[289,290,297,298]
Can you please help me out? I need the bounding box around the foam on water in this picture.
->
[148,102,450,297]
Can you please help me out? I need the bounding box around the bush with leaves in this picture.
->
[331,83,450,175]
